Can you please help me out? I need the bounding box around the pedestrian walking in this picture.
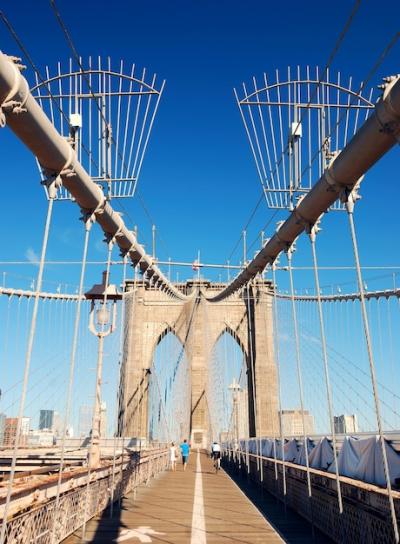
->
[180,439,190,471]
[169,442,177,471]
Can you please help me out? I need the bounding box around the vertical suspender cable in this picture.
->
[119,262,138,507]
[51,217,92,543]
[245,284,259,439]
[272,264,287,496]
[345,189,399,543]
[286,247,312,498]
[0,182,56,544]
[245,283,259,473]
[110,255,128,517]
[308,225,343,513]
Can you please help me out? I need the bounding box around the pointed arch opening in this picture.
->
[148,329,190,444]
[206,328,249,444]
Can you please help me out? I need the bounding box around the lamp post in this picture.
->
[85,271,121,468]
[228,379,241,450]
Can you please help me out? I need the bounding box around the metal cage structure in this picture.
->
[30,57,165,200]
[235,67,375,211]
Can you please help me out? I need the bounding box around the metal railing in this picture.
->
[1,447,168,543]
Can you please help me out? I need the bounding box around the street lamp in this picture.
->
[85,271,121,468]
[228,379,242,450]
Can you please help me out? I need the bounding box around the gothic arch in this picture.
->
[212,325,248,364]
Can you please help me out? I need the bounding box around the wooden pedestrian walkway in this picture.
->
[64,450,284,543]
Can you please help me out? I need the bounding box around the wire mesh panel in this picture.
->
[30,57,165,200]
[235,67,374,210]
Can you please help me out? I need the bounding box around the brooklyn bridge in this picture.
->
[0,1,399,542]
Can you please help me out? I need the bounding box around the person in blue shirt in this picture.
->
[180,439,190,471]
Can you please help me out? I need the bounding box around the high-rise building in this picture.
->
[3,417,30,447]
[39,410,54,431]
[0,413,6,445]
[53,412,62,436]
[39,410,61,435]
[334,414,358,434]
[280,409,315,437]
[21,417,31,436]
[79,405,93,438]
[3,418,18,447]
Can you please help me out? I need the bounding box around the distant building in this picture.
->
[79,405,93,438]
[280,409,315,437]
[237,388,249,439]
[65,425,74,438]
[334,414,358,434]
[21,417,31,436]
[39,410,61,436]
[3,418,18,447]
[27,430,56,447]
[39,410,54,430]
[53,412,62,436]
[3,417,30,447]
[0,413,6,446]
[100,403,107,438]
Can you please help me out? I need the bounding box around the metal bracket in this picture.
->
[59,166,77,178]
[80,197,107,225]
[5,55,26,71]
[104,224,123,247]
[1,99,27,115]
[41,173,63,200]
[339,178,363,214]
[274,220,293,253]
[305,215,323,243]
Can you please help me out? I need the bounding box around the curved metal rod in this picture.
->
[0,51,188,302]
[208,75,400,302]
[30,69,162,95]
[239,78,374,106]
[1,50,400,304]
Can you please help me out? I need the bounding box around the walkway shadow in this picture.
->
[223,464,333,544]
[81,450,141,543]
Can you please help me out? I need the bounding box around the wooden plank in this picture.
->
[63,451,284,543]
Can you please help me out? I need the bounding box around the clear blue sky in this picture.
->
[1,0,399,291]
[0,1,400,436]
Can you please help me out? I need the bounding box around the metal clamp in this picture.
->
[41,174,63,200]
[339,178,362,214]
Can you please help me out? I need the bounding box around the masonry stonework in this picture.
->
[118,280,279,446]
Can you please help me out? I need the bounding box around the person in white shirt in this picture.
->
[211,441,221,470]
[169,442,177,471]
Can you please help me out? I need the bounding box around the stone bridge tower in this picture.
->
[118,279,279,448]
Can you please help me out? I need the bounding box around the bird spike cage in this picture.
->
[235,66,375,211]
[30,57,165,200]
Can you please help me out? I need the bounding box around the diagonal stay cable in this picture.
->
[0,10,99,171]
[49,0,168,252]
[228,1,362,264]
[236,0,362,197]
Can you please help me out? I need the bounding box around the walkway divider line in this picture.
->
[190,450,207,544]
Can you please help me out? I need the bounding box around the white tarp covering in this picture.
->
[328,436,400,485]
[309,437,334,470]
[239,435,400,487]
[295,438,315,466]
[284,439,299,462]
[261,438,275,458]
[248,438,257,454]
[273,439,285,460]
